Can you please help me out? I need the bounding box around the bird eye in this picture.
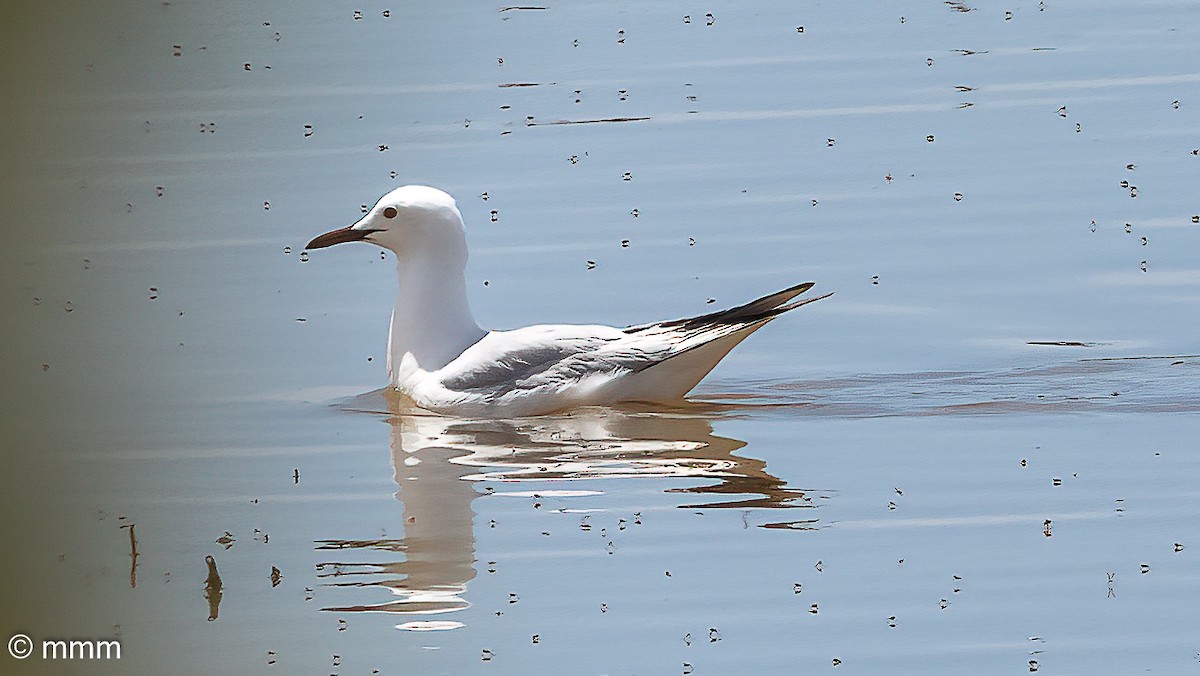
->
[383,206,398,218]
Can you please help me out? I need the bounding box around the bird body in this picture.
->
[307,185,830,416]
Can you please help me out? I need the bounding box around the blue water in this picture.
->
[2,0,1199,673]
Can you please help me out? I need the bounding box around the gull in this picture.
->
[306,186,831,416]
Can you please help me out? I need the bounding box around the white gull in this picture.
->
[306,185,831,416]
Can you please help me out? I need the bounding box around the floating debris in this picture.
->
[529,116,651,126]
[204,555,223,621]
[761,519,818,530]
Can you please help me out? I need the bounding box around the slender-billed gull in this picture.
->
[306,185,831,416]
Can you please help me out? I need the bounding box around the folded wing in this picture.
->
[427,283,831,412]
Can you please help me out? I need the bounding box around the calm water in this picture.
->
[2,1,1199,673]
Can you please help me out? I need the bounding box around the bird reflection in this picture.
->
[315,391,810,621]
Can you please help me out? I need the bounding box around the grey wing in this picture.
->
[437,328,635,397]
[440,344,581,395]
[436,283,831,401]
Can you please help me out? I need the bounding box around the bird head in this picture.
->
[305,185,468,261]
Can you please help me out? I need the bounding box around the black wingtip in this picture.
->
[630,282,826,334]
[775,290,833,313]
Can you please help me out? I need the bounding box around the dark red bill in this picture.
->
[305,226,382,250]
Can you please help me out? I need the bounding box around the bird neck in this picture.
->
[387,255,485,382]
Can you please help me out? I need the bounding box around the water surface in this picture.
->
[2,1,1199,673]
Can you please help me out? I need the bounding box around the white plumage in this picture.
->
[306,185,830,416]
